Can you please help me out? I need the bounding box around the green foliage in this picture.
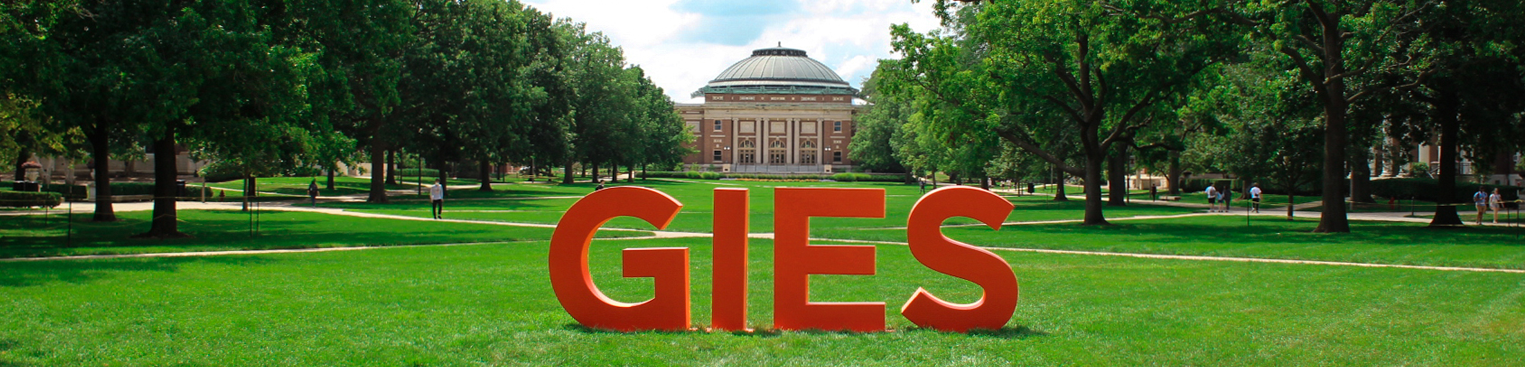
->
[1370,178,1521,203]
[0,190,60,208]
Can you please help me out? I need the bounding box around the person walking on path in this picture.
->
[1473,186,1489,225]
[1490,188,1504,224]
[307,180,319,208]
[430,179,445,220]
[1249,183,1262,213]
[1205,184,1219,213]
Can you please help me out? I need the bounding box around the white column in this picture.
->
[788,118,798,165]
[732,118,740,166]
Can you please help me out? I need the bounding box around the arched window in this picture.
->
[801,140,816,149]
[770,140,786,149]
[740,140,755,148]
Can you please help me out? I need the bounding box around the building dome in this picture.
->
[694,47,858,97]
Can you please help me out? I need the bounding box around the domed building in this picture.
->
[678,47,860,173]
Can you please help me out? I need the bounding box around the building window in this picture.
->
[740,140,755,148]
[714,120,723,131]
[834,121,843,132]
[770,151,786,165]
[800,153,816,165]
[713,150,723,162]
[833,151,843,163]
[740,151,755,164]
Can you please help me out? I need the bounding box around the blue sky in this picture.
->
[521,0,940,103]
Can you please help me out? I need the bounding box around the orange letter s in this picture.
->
[900,186,1019,332]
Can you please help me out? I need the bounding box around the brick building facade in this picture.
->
[677,47,860,173]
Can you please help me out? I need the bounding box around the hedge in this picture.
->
[1370,178,1521,203]
[642,171,904,182]
[0,191,62,208]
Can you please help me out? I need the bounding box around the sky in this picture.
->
[521,0,943,103]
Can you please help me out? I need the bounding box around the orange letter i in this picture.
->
[711,188,750,331]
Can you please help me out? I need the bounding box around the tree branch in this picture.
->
[996,129,1085,177]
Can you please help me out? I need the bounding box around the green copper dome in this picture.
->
[693,47,858,97]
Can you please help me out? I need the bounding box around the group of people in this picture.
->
[1205,183,1263,213]
[1474,186,1507,225]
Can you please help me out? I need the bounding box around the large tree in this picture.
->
[1380,0,1525,227]
[280,0,415,203]
[896,0,1243,224]
[1235,0,1430,232]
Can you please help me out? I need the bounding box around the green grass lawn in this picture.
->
[322,179,1201,234]
[0,238,1520,365]
[4,178,1525,364]
[0,209,648,259]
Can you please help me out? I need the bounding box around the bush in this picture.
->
[39,182,175,199]
[0,191,62,208]
[1370,177,1520,203]
[394,168,441,179]
[43,184,88,200]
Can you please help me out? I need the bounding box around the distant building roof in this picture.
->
[694,47,858,97]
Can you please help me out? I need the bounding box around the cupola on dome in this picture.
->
[693,47,858,97]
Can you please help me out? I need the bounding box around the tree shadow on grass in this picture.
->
[902,325,1048,339]
[0,210,553,258]
[0,338,31,367]
[0,256,276,288]
[560,323,1045,339]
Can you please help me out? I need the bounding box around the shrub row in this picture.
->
[642,171,905,182]
[0,191,62,208]
[1370,178,1521,203]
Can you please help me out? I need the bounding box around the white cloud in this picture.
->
[522,0,941,103]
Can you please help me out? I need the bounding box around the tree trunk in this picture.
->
[1107,145,1128,207]
[367,142,389,203]
[437,160,449,192]
[90,122,117,222]
[386,149,397,185]
[1429,91,1464,227]
[562,157,575,184]
[1349,145,1373,203]
[627,163,635,183]
[1053,165,1068,201]
[1312,13,1351,233]
[12,146,29,181]
[242,173,251,212]
[591,161,600,183]
[1167,150,1182,195]
[142,129,185,238]
[1082,154,1109,225]
[479,160,492,191]
[1287,193,1296,221]
[326,165,336,191]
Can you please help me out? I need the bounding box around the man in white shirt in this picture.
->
[430,179,445,219]
[1249,183,1262,213]
[1205,185,1218,213]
